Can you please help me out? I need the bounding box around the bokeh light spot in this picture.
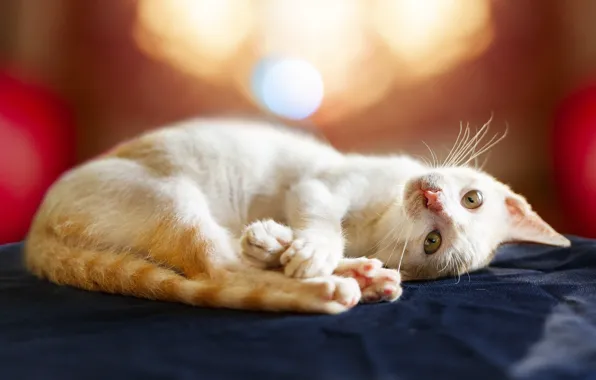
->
[252,58,324,120]
[135,0,253,80]
[374,0,493,78]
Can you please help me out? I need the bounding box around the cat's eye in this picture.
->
[462,190,483,209]
[424,230,442,255]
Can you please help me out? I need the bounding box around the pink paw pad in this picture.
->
[347,270,373,288]
[335,259,402,304]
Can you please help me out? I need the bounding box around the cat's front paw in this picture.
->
[240,220,293,268]
[280,233,343,278]
[334,258,403,303]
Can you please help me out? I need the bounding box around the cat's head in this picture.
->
[397,166,570,281]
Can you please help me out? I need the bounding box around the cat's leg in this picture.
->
[129,190,362,311]
[75,170,362,311]
[117,174,364,309]
[130,196,362,311]
[281,179,349,278]
[124,177,241,279]
[31,223,361,314]
[240,219,401,303]
[52,161,240,280]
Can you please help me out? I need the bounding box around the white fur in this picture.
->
[43,117,569,283]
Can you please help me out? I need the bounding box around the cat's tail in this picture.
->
[23,237,350,314]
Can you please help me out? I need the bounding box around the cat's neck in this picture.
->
[340,153,426,213]
[338,154,426,257]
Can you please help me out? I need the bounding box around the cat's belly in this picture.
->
[207,194,288,238]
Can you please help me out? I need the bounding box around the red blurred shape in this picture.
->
[553,81,596,238]
[0,71,75,244]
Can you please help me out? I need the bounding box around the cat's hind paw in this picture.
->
[306,276,361,312]
[240,220,293,268]
[360,267,402,303]
[334,258,403,303]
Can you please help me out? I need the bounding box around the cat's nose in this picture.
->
[423,190,443,211]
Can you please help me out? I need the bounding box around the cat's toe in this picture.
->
[281,236,341,278]
[240,220,293,268]
[308,276,361,309]
[335,257,383,278]
[361,268,403,303]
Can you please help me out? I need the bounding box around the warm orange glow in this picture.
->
[134,0,494,119]
[135,0,254,80]
[373,0,493,78]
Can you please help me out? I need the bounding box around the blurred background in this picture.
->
[0,0,595,244]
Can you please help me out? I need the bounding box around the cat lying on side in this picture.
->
[24,118,569,314]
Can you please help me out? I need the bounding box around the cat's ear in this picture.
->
[503,194,571,247]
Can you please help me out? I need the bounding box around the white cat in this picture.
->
[24,117,569,314]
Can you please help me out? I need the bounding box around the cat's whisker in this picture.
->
[463,125,508,166]
[414,154,432,167]
[450,253,462,284]
[371,201,408,256]
[443,121,465,167]
[445,123,473,167]
[455,255,470,285]
[438,255,451,273]
[422,141,439,168]
[478,152,491,170]
[451,121,492,167]
[444,121,467,166]
[449,115,496,167]
[462,134,501,166]
[454,115,504,167]
[384,232,401,268]
[396,225,412,273]
[384,218,410,268]
[449,123,470,164]
[452,123,474,165]
[369,223,399,258]
[463,128,497,163]
[470,127,480,169]
[370,207,400,254]
[452,122,474,165]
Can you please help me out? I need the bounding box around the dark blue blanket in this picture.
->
[1,238,596,380]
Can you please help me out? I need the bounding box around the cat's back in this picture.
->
[171,117,335,157]
[118,117,343,176]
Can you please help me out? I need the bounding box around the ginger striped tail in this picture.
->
[23,237,350,314]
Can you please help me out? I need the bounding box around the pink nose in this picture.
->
[423,190,442,211]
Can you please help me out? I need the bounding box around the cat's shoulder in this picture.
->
[114,117,339,166]
[153,117,323,143]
